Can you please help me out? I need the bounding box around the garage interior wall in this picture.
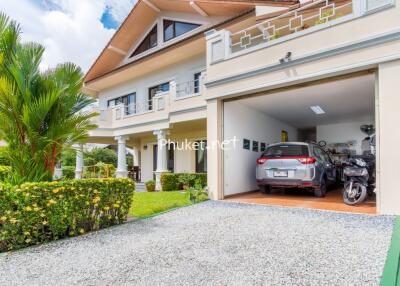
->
[223,100,298,196]
[316,119,374,155]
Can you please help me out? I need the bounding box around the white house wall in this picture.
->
[97,55,206,110]
[223,101,298,196]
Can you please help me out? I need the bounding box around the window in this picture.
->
[130,25,158,58]
[163,20,201,42]
[243,139,250,150]
[260,142,266,152]
[107,93,136,115]
[263,144,309,157]
[314,147,331,163]
[252,141,259,152]
[194,72,201,94]
[148,82,170,110]
[195,140,207,173]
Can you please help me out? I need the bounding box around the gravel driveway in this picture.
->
[0,201,394,286]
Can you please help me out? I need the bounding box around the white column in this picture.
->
[153,129,169,191]
[115,135,129,178]
[133,147,140,167]
[75,144,84,179]
[54,162,63,180]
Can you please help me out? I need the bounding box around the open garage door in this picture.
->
[223,73,377,213]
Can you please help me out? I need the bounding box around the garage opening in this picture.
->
[223,73,377,214]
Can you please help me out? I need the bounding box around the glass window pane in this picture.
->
[131,25,158,57]
[175,22,200,37]
[194,72,201,93]
[264,145,309,157]
[163,20,200,42]
[163,20,174,41]
[196,140,207,173]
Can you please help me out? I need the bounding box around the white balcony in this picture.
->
[206,0,394,64]
[93,77,206,128]
[175,77,204,100]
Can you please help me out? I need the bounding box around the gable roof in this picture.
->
[84,0,297,85]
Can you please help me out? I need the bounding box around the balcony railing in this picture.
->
[231,0,353,54]
[206,0,394,63]
[95,77,205,124]
[124,98,153,117]
[175,78,201,100]
[231,0,353,53]
[114,96,161,120]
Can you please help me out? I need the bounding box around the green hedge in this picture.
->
[0,165,11,181]
[0,178,135,252]
[160,173,207,192]
[62,166,75,179]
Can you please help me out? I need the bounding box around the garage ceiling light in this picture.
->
[310,105,325,115]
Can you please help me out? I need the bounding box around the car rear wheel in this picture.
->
[260,185,271,194]
[314,178,327,198]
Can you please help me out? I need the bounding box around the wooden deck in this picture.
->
[225,188,376,214]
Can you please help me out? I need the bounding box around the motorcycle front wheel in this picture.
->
[343,182,367,206]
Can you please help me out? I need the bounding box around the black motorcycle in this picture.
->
[343,125,376,206]
[343,155,375,205]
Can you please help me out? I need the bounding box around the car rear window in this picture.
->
[263,145,309,157]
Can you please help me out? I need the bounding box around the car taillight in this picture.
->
[257,157,268,165]
[297,157,316,164]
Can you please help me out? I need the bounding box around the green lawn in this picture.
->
[129,191,192,218]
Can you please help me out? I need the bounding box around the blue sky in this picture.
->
[101,6,120,29]
[0,0,137,71]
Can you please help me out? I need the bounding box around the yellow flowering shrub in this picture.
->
[0,178,135,252]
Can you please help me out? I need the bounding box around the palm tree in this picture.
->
[0,13,97,183]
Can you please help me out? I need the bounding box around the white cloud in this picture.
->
[105,0,136,23]
[0,0,135,72]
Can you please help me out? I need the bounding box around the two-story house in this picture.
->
[83,0,400,215]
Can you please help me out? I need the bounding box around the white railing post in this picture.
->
[200,71,207,95]
[170,80,177,101]
[352,0,364,16]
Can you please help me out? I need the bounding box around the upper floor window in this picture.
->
[163,20,200,42]
[194,72,201,94]
[107,93,136,115]
[130,25,158,58]
[148,82,170,110]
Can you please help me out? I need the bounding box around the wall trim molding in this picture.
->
[205,29,400,88]
[169,105,206,115]
[205,52,400,101]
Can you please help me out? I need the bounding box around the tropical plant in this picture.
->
[0,13,97,183]
[62,147,118,167]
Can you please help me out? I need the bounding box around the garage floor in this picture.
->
[225,188,376,214]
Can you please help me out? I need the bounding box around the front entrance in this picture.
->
[153,144,175,179]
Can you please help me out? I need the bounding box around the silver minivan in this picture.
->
[256,142,336,197]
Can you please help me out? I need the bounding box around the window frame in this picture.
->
[107,93,136,115]
[163,19,201,42]
[193,72,201,94]
[148,82,170,110]
[130,23,158,58]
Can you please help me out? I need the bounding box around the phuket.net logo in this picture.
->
[159,137,240,151]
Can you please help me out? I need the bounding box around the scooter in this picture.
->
[342,125,376,206]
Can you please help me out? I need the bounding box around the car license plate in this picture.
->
[273,171,288,177]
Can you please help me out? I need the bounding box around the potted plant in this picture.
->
[145,180,156,192]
